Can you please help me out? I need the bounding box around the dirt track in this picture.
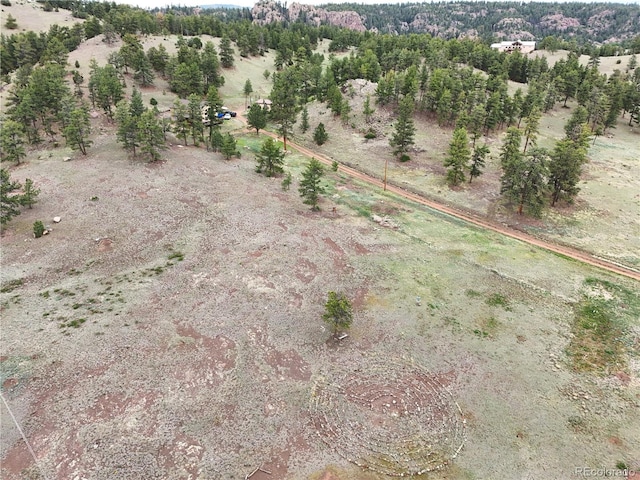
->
[250,124,640,282]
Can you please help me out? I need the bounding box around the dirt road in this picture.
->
[248,124,640,282]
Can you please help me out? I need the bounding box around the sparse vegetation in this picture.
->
[0,278,23,293]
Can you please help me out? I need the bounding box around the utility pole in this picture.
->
[383,157,389,191]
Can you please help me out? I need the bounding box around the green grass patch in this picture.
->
[53,288,75,297]
[60,318,87,329]
[168,251,185,261]
[566,298,626,374]
[0,278,23,293]
[485,293,512,310]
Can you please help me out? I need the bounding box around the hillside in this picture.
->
[1,4,639,479]
[251,0,640,46]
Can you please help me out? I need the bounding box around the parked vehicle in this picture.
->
[223,113,231,120]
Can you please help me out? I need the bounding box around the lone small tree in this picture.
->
[20,179,40,209]
[322,291,353,337]
[255,137,285,177]
[33,220,45,238]
[313,123,328,145]
[299,158,325,211]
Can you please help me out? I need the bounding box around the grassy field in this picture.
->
[1,16,639,479]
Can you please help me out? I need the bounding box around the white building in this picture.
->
[490,40,536,54]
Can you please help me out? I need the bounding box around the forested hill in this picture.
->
[251,1,640,46]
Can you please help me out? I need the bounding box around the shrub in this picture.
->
[364,129,376,139]
[331,160,338,172]
[400,154,411,162]
[33,220,45,238]
[1,0,12,6]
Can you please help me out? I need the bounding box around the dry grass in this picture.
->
[0,1,82,33]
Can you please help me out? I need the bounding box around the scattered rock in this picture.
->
[63,157,71,162]
[53,217,61,223]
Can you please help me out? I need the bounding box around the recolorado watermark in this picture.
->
[575,467,637,477]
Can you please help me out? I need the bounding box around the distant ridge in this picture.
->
[200,4,245,8]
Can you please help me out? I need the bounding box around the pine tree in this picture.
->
[327,84,343,116]
[340,99,351,124]
[0,169,22,227]
[390,95,415,161]
[363,94,375,123]
[548,124,590,206]
[116,101,139,156]
[219,36,234,69]
[221,133,238,160]
[209,130,224,152]
[187,93,204,146]
[243,79,253,107]
[270,68,299,150]
[0,120,26,165]
[313,123,328,145]
[201,41,224,89]
[564,106,590,142]
[130,87,146,119]
[172,99,190,146]
[63,105,92,155]
[88,64,123,119]
[20,178,40,209]
[247,104,267,135]
[322,291,353,336]
[5,14,18,30]
[133,53,155,86]
[299,158,325,211]
[523,107,542,154]
[72,70,84,97]
[281,171,292,191]
[255,137,285,177]
[444,127,471,186]
[205,85,223,148]
[502,146,549,216]
[137,110,165,162]
[468,104,486,147]
[300,106,310,133]
[469,144,489,184]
